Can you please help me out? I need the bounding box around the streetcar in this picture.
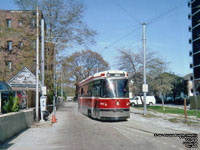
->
[78,70,130,121]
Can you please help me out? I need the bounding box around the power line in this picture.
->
[147,0,187,25]
[105,25,141,49]
[111,0,141,24]
[105,0,187,49]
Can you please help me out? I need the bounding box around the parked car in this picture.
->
[0,81,13,113]
[174,96,189,105]
[130,96,156,106]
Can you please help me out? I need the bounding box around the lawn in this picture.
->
[144,106,200,118]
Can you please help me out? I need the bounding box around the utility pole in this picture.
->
[142,23,147,115]
[53,56,56,116]
[61,57,63,100]
[41,18,45,87]
[35,6,39,122]
[40,18,45,122]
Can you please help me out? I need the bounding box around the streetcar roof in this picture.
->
[79,70,128,86]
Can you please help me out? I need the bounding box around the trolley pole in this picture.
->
[35,6,39,122]
[142,23,147,116]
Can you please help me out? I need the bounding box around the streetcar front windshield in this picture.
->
[103,79,129,98]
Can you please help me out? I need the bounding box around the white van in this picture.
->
[130,96,156,106]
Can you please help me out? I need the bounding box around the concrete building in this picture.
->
[188,0,200,93]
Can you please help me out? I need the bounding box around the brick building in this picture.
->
[0,10,54,84]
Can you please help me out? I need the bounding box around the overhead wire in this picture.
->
[111,0,141,25]
[147,0,188,25]
[105,25,141,49]
[105,0,187,49]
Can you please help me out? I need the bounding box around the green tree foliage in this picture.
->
[153,73,174,97]
[153,73,174,110]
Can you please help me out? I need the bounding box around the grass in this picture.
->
[143,113,157,118]
[168,118,179,123]
[146,106,200,118]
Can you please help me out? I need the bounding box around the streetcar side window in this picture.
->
[87,82,93,96]
[92,80,101,97]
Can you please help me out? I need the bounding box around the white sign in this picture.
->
[40,96,47,111]
[142,84,148,92]
[41,86,47,95]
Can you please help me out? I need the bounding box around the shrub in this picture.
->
[3,96,19,113]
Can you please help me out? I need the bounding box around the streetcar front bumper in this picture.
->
[99,108,130,121]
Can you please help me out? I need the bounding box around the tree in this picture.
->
[153,73,174,110]
[116,49,168,95]
[14,0,97,100]
[14,0,96,49]
[63,50,109,99]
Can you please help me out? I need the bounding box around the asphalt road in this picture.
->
[0,102,198,150]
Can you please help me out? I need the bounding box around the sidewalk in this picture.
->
[0,107,64,150]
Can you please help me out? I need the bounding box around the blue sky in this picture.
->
[0,0,191,76]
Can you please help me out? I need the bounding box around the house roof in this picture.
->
[8,67,40,91]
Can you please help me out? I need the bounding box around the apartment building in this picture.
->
[0,10,54,82]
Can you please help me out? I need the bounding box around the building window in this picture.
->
[7,61,12,70]
[7,19,11,28]
[31,18,36,29]
[7,41,12,51]
[18,20,23,26]
[19,41,23,48]
[31,40,36,49]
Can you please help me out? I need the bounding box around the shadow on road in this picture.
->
[0,129,27,150]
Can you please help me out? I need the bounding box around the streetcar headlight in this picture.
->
[116,102,120,106]
[126,102,129,106]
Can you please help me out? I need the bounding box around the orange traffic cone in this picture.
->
[52,114,56,123]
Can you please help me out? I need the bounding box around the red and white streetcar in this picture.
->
[78,70,130,121]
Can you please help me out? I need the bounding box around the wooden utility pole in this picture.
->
[184,98,187,122]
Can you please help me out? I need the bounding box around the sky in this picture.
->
[0,0,191,77]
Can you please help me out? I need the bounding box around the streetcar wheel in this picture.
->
[88,109,91,118]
